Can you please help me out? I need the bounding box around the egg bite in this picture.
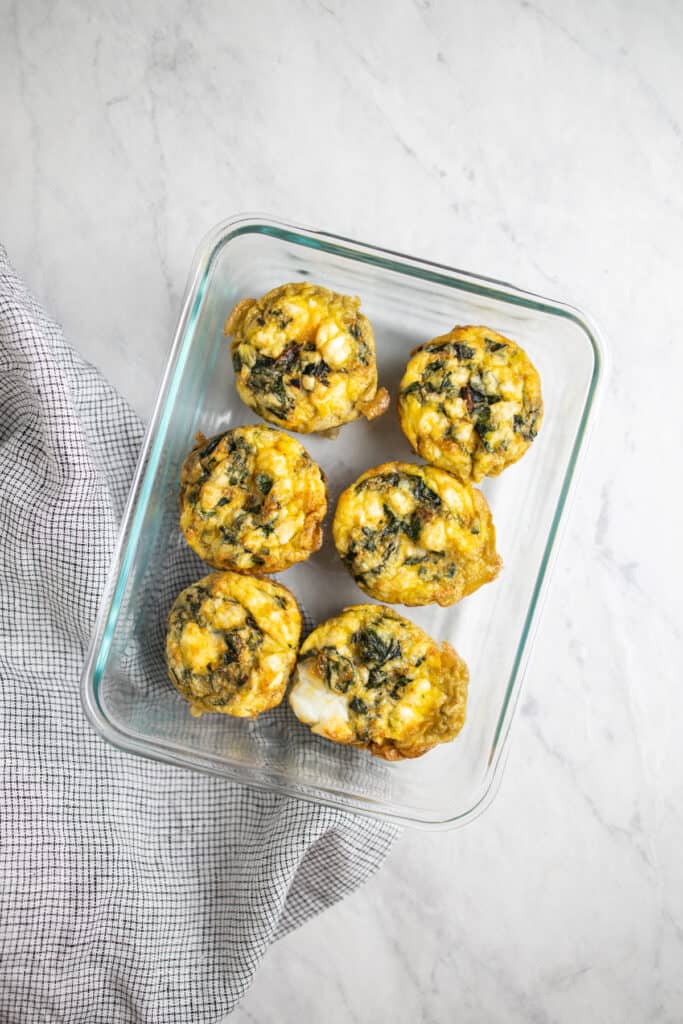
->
[225,282,389,434]
[333,461,501,607]
[179,425,327,574]
[165,571,302,718]
[289,604,468,760]
[398,325,543,483]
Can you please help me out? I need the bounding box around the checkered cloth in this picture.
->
[0,247,397,1023]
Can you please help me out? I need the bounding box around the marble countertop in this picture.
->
[4,0,682,1020]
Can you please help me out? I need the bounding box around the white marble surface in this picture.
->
[4,0,683,1020]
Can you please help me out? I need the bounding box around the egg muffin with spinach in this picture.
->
[398,325,543,483]
[166,571,301,718]
[289,604,468,760]
[225,282,389,434]
[333,461,501,607]
[179,425,327,574]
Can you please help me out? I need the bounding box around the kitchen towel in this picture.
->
[0,246,397,1024]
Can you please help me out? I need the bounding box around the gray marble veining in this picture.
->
[2,0,682,1021]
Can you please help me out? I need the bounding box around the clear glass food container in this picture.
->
[81,214,605,829]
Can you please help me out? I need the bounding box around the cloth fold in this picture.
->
[0,248,396,1024]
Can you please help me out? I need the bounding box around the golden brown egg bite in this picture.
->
[179,425,327,574]
[398,325,543,483]
[165,571,302,718]
[288,604,468,760]
[332,461,501,607]
[225,282,389,434]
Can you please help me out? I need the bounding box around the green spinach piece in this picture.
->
[256,472,273,495]
[199,434,224,460]
[411,476,442,508]
[485,338,507,353]
[401,380,423,398]
[319,648,356,694]
[513,412,539,442]
[301,359,331,385]
[352,628,401,666]
[403,512,423,543]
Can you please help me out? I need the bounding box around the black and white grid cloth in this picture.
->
[0,247,397,1023]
